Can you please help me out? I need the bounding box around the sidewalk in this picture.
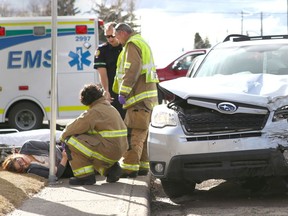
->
[7,174,151,216]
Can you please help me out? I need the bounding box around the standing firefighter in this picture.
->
[60,84,128,185]
[113,23,159,178]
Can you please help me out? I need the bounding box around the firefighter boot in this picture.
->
[69,174,96,185]
[106,162,122,183]
[120,171,138,178]
[138,169,149,176]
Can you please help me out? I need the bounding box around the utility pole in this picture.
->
[49,0,58,184]
[260,12,263,36]
[241,11,243,34]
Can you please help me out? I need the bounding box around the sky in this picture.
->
[4,0,288,66]
[77,0,288,66]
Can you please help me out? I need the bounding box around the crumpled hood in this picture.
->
[159,74,288,108]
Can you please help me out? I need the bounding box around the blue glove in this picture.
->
[118,95,126,104]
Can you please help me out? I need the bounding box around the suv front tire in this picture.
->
[161,179,196,198]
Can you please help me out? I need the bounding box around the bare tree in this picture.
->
[43,0,80,16]
[194,33,211,49]
[0,0,80,17]
[90,0,138,25]
[125,0,137,22]
[89,0,139,41]
[0,1,14,17]
[27,0,47,16]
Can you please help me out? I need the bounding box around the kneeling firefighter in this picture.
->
[60,84,128,185]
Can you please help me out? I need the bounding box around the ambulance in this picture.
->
[0,16,103,131]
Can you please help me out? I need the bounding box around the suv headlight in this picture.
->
[273,105,288,122]
[151,105,177,128]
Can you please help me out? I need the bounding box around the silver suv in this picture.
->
[148,34,288,198]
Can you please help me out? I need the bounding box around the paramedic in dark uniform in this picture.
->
[94,22,126,119]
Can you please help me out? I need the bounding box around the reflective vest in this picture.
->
[112,51,124,94]
[112,34,159,108]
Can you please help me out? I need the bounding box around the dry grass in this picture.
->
[0,167,47,216]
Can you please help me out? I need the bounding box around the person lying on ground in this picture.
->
[60,83,129,185]
[2,140,73,179]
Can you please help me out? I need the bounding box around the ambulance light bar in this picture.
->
[0,26,5,36]
[75,25,87,34]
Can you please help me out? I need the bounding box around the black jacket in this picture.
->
[20,140,65,179]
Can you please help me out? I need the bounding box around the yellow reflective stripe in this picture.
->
[58,20,95,25]
[68,137,117,165]
[1,22,51,26]
[92,151,117,164]
[45,106,88,112]
[0,109,4,114]
[124,62,131,69]
[68,137,93,157]
[121,163,140,171]
[142,62,154,70]
[123,90,158,109]
[116,51,125,79]
[87,130,97,134]
[143,60,159,83]
[59,106,88,111]
[98,167,105,176]
[73,165,94,177]
[1,20,94,27]
[87,129,127,138]
[98,129,127,138]
[140,161,150,169]
[120,85,132,94]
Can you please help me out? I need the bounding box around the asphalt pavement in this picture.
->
[7,174,151,216]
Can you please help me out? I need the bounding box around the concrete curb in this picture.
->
[7,174,151,216]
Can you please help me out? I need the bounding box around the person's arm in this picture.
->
[60,111,93,141]
[55,150,68,178]
[28,151,68,179]
[94,45,112,101]
[97,67,112,102]
[28,164,66,179]
[94,43,111,98]
[120,43,142,97]
[27,165,49,178]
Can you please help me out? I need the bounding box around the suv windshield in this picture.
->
[193,43,288,78]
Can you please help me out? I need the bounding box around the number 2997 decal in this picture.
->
[76,36,91,42]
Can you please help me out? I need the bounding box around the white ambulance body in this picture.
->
[0,16,102,131]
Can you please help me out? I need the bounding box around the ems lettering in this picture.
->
[8,50,51,69]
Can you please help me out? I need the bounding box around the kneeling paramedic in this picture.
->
[60,84,128,185]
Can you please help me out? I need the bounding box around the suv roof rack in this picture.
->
[223,34,249,42]
[223,34,288,42]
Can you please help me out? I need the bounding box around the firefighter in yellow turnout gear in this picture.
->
[60,84,128,185]
[113,23,159,178]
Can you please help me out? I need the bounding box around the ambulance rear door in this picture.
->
[57,17,100,118]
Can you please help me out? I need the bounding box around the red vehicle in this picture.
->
[156,49,207,102]
[156,49,207,82]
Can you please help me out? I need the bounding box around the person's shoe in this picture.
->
[120,171,138,178]
[138,169,149,176]
[106,162,122,183]
[69,174,96,185]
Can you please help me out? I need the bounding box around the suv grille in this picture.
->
[178,106,269,134]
